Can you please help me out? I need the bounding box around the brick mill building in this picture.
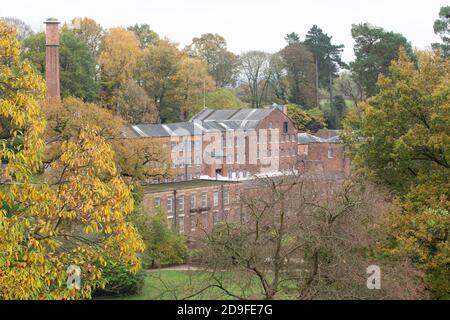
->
[42,18,351,241]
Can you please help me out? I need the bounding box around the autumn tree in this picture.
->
[186,33,239,87]
[98,28,140,106]
[193,88,244,111]
[350,23,414,97]
[62,17,104,58]
[287,104,326,133]
[0,22,144,299]
[343,49,449,298]
[0,17,33,41]
[112,79,159,124]
[174,55,215,120]
[43,97,172,182]
[239,51,273,108]
[279,43,316,108]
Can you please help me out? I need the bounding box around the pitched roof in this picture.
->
[297,132,343,144]
[190,107,275,130]
[126,106,287,138]
[127,122,201,138]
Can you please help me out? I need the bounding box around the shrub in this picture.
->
[93,260,146,297]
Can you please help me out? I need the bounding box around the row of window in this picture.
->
[154,190,230,214]
[167,207,234,234]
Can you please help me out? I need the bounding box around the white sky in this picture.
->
[1,0,447,62]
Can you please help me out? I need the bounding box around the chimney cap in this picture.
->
[45,18,60,24]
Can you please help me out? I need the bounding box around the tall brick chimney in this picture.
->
[45,18,60,100]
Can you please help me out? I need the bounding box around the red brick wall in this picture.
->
[45,22,60,100]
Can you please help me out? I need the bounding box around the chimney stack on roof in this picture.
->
[44,18,60,101]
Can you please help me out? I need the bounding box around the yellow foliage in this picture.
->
[0,22,144,299]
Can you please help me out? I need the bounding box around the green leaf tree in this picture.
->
[350,23,415,97]
[432,6,450,58]
[22,31,99,102]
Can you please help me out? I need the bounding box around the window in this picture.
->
[203,211,209,227]
[202,192,208,208]
[154,197,161,208]
[191,193,196,209]
[328,149,334,159]
[283,121,288,134]
[178,217,184,234]
[227,154,233,164]
[187,174,192,181]
[223,190,229,205]
[167,196,174,214]
[177,195,184,212]
[213,191,219,208]
[213,211,219,224]
[190,214,196,232]
[223,209,230,221]
[268,122,273,129]
[195,156,201,166]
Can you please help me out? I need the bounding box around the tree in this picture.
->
[133,207,188,268]
[287,104,326,133]
[136,40,180,122]
[97,28,140,106]
[189,176,424,300]
[127,24,160,49]
[21,31,99,102]
[350,23,414,97]
[43,97,172,182]
[174,55,215,120]
[239,51,273,108]
[284,32,300,45]
[0,22,144,299]
[325,94,347,129]
[60,32,99,101]
[304,25,346,109]
[62,17,104,58]
[432,6,450,58]
[112,79,159,124]
[193,88,244,112]
[267,53,289,103]
[186,33,239,87]
[343,49,449,298]
[279,43,316,108]
[334,71,365,107]
[0,17,33,41]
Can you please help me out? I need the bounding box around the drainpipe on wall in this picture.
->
[173,189,177,231]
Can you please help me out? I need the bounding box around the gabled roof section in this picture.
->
[297,133,325,144]
[128,122,201,137]
[297,132,344,144]
[190,107,276,130]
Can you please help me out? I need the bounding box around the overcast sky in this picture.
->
[2,0,447,62]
